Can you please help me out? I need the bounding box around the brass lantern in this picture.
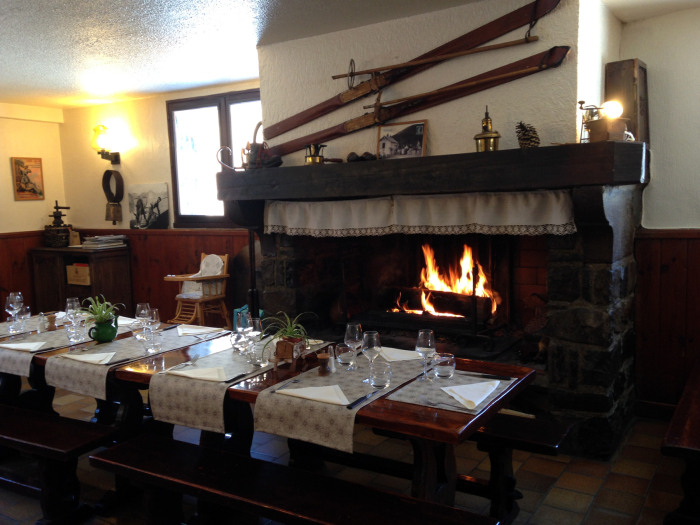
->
[474,107,501,152]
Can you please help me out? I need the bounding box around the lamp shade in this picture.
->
[91,125,111,152]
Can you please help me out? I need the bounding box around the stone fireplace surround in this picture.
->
[217,141,648,458]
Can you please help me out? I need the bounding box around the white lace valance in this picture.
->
[264,190,577,237]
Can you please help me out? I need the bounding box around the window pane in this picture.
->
[230,100,263,168]
[173,106,223,216]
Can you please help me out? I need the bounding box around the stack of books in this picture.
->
[81,235,128,249]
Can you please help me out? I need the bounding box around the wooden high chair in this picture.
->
[164,253,231,329]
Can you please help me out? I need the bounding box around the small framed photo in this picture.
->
[11,157,45,201]
[377,120,427,160]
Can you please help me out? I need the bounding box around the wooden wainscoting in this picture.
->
[0,230,44,314]
[79,229,250,326]
[635,229,700,417]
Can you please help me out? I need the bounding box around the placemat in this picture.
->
[254,354,424,453]
[45,329,221,400]
[150,347,272,433]
[387,370,515,415]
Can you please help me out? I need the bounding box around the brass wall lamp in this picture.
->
[91,125,121,164]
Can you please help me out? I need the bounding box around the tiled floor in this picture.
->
[0,383,686,524]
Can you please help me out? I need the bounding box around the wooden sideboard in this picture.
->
[31,246,134,317]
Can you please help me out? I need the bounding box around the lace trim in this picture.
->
[264,222,577,237]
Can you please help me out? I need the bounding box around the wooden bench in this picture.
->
[660,361,700,525]
[90,433,499,525]
[0,405,118,525]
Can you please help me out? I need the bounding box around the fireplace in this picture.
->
[218,142,649,458]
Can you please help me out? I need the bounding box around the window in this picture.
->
[166,89,262,228]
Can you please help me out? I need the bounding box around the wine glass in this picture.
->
[135,303,150,328]
[5,296,16,322]
[415,329,436,382]
[246,317,263,359]
[237,312,252,353]
[361,331,382,384]
[147,308,161,332]
[344,322,362,372]
[65,297,80,321]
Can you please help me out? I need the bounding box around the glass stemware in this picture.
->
[135,303,151,325]
[344,322,362,372]
[147,308,161,332]
[415,329,436,382]
[361,331,382,384]
[65,297,80,321]
[235,312,252,354]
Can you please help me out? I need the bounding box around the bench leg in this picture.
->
[36,457,92,525]
[409,437,456,506]
[143,486,184,525]
[665,459,700,525]
[478,443,520,525]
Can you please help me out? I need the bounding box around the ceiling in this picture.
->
[1,0,698,109]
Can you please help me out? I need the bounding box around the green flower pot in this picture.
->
[88,317,119,343]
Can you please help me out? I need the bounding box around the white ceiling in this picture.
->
[0,0,698,108]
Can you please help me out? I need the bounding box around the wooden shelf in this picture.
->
[217,141,649,204]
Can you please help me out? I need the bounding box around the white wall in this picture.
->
[620,7,700,228]
[60,81,259,229]
[0,104,66,233]
[259,0,581,166]
[577,0,622,138]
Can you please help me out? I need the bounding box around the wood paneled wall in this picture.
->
[636,229,700,411]
[1,229,250,326]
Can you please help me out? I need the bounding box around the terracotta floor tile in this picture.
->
[611,459,656,480]
[555,472,603,495]
[455,457,480,475]
[582,508,636,525]
[530,505,584,525]
[513,450,532,463]
[655,456,685,477]
[619,445,662,465]
[565,458,610,478]
[636,507,667,525]
[454,442,489,461]
[522,456,568,477]
[353,428,386,446]
[603,473,650,496]
[543,488,594,514]
[593,488,644,516]
[633,421,668,438]
[644,491,683,513]
[535,453,572,463]
[626,433,663,450]
[52,393,85,406]
[518,489,546,513]
[649,472,684,496]
[515,470,559,493]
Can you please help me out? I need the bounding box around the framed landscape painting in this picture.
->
[11,157,45,200]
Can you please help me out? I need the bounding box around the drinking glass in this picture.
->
[370,362,392,388]
[66,318,86,344]
[147,308,161,332]
[235,312,250,353]
[361,331,382,384]
[147,332,163,354]
[6,292,23,324]
[17,306,30,332]
[415,329,436,382]
[344,322,362,372]
[434,353,456,379]
[4,296,14,322]
[135,303,151,325]
[336,343,356,370]
[246,317,263,353]
[65,297,80,321]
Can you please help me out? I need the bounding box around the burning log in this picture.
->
[379,287,492,320]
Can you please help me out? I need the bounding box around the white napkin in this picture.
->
[278,385,350,405]
[55,312,66,319]
[117,316,138,324]
[0,342,47,353]
[380,347,424,362]
[62,352,116,365]
[177,325,225,336]
[308,339,323,345]
[441,381,500,410]
[169,367,226,381]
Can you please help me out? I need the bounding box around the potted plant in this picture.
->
[82,295,123,343]
[262,312,315,361]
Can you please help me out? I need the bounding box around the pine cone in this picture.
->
[516,122,540,148]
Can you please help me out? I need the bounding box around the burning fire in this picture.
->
[393,244,498,317]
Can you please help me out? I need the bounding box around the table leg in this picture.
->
[408,437,456,506]
[478,442,520,524]
[0,372,21,405]
[17,365,57,415]
[36,457,92,525]
[200,399,254,455]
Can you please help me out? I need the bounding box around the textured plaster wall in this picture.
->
[0,113,66,233]
[59,80,259,229]
[577,0,621,138]
[259,0,581,166]
[620,8,700,228]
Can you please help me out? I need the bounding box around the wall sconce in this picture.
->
[578,100,632,143]
[91,125,121,164]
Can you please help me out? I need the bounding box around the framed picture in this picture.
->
[377,120,427,160]
[11,157,45,200]
[128,183,169,229]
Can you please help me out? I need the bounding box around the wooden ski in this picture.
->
[263,0,562,140]
[267,46,570,158]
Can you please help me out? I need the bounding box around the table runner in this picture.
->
[150,348,272,433]
[387,370,515,415]
[0,314,65,338]
[254,355,424,453]
[264,190,577,237]
[45,329,219,400]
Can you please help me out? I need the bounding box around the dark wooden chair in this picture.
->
[660,361,700,525]
[90,433,499,525]
[0,405,117,525]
